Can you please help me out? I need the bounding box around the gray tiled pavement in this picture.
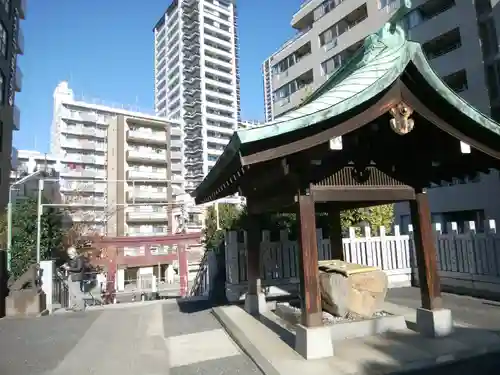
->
[0,311,102,375]
[170,355,262,375]
[164,300,262,375]
[0,300,262,375]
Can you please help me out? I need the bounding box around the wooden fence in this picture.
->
[223,220,500,302]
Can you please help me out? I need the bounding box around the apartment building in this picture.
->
[153,0,240,192]
[51,81,186,237]
[1,0,25,210]
[10,149,61,203]
[263,0,500,228]
[263,0,492,119]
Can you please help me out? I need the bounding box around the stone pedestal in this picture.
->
[244,292,267,315]
[295,324,334,359]
[416,308,453,337]
[5,290,46,317]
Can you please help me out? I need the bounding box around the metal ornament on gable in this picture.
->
[389,101,415,135]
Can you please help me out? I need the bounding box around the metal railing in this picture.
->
[52,269,70,309]
[189,251,208,296]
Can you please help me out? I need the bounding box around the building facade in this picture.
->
[153,0,240,192]
[1,0,25,210]
[50,81,188,237]
[9,149,61,203]
[262,0,500,228]
[263,0,493,120]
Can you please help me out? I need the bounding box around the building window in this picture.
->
[422,28,461,60]
[0,72,4,105]
[321,54,343,76]
[0,0,10,15]
[442,70,468,93]
[0,22,6,58]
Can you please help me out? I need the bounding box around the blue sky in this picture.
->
[14,0,304,152]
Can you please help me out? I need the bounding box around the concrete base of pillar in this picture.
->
[295,324,334,360]
[244,293,267,315]
[416,308,453,338]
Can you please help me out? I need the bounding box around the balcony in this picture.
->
[70,210,107,222]
[186,220,203,229]
[127,210,168,222]
[59,168,104,178]
[63,197,107,207]
[16,27,24,55]
[170,151,182,160]
[127,149,168,163]
[128,230,167,237]
[62,111,108,125]
[127,169,167,180]
[62,139,106,151]
[15,66,22,92]
[62,125,107,138]
[63,154,106,165]
[171,163,183,172]
[128,189,168,202]
[19,0,26,19]
[60,182,107,193]
[128,128,167,144]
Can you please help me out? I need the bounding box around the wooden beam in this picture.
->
[409,191,442,310]
[241,84,403,166]
[297,189,323,327]
[311,186,415,202]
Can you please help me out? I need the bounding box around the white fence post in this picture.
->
[39,260,54,313]
[465,221,476,275]
[220,219,500,300]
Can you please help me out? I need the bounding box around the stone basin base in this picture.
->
[274,302,407,341]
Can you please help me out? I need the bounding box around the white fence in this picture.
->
[223,220,500,302]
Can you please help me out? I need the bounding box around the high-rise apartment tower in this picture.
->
[153,0,240,192]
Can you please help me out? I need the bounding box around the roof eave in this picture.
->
[191,134,242,201]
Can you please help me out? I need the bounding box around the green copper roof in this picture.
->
[193,0,500,200]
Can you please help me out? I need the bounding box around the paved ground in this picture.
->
[387,287,500,331]
[0,300,262,375]
[384,287,500,374]
[390,352,500,375]
[163,300,261,375]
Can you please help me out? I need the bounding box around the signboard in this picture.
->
[8,9,18,106]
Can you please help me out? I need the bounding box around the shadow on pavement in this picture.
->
[0,311,102,375]
[356,326,500,375]
[176,298,215,313]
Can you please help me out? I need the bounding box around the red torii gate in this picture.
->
[89,232,202,301]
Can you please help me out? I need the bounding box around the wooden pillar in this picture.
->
[328,208,344,261]
[105,247,117,304]
[246,214,261,295]
[178,245,188,297]
[409,191,442,310]
[297,191,323,327]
